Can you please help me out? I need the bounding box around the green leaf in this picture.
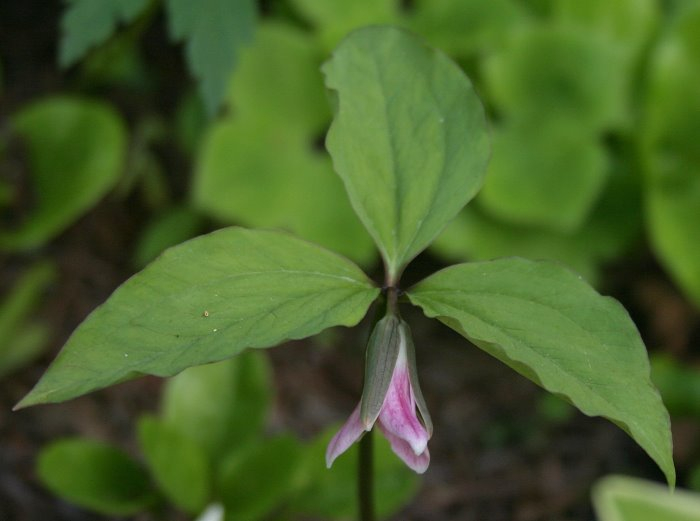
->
[225,22,329,136]
[651,354,700,419]
[59,0,150,67]
[483,25,627,132]
[16,227,379,408]
[165,0,256,115]
[407,258,675,486]
[432,154,644,285]
[408,0,527,57]
[478,121,608,232]
[553,0,658,59]
[1,97,127,251]
[0,262,56,377]
[132,206,205,268]
[323,26,490,282]
[138,415,211,514]
[37,438,155,515]
[193,24,375,267]
[642,6,700,308]
[217,435,304,521]
[161,350,272,459]
[290,0,400,51]
[290,426,419,520]
[593,476,700,521]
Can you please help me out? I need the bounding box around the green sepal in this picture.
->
[360,314,401,428]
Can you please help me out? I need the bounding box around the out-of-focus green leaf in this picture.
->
[80,37,153,90]
[1,97,126,251]
[161,350,271,459]
[132,206,205,268]
[16,228,379,408]
[290,0,399,51]
[408,259,675,486]
[225,22,329,134]
[323,26,490,282]
[0,262,55,377]
[408,0,527,57]
[553,0,658,59]
[651,354,700,419]
[195,122,375,266]
[642,5,700,308]
[59,0,150,67]
[0,181,12,208]
[290,427,419,520]
[432,148,643,284]
[593,476,699,521]
[138,415,211,514]
[484,26,627,132]
[432,207,602,283]
[218,435,304,521]
[37,438,155,516]
[194,24,375,266]
[174,90,208,157]
[479,122,608,231]
[165,0,256,115]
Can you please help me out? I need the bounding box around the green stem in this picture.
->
[358,428,375,521]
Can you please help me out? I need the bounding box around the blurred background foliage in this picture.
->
[3,0,700,296]
[36,352,418,520]
[1,0,700,519]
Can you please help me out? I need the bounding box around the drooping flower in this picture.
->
[326,315,433,473]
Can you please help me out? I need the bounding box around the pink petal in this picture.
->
[378,422,430,474]
[378,360,429,456]
[326,403,366,468]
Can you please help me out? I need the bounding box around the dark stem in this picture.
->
[358,429,375,521]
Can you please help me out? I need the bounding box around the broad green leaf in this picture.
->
[323,26,490,282]
[642,6,700,308]
[478,121,608,232]
[408,258,675,485]
[593,476,700,521]
[1,97,126,251]
[165,0,256,115]
[133,206,205,268]
[16,227,379,408]
[290,0,399,51]
[408,0,527,57]
[138,415,211,514]
[194,24,375,266]
[37,438,155,515]
[161,350,272,459]
[483,26,627,132]
[290,426,419,520]
[59,0,150,67]
[0,262,55,377]
[217,435,304,521]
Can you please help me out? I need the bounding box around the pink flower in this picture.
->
[326,316,432,473]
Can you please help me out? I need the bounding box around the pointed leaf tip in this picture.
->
[323,25,490,281]
[408,258,675,486]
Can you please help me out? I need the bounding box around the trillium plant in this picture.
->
[17,26,674,519]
